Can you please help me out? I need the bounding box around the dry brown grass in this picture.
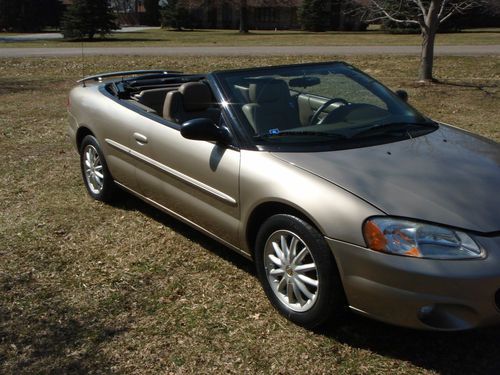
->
[0,55,499,375]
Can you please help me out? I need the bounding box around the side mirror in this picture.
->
[395,89,409,102]
[180,118,231,144]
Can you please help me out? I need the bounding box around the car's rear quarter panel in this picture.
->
[69,84,139,190]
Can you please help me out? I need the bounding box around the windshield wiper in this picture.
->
[350,121,438,139]
[255,130,347,140]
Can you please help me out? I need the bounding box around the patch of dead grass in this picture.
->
[0,55,499,374]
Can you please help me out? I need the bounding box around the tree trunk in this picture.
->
[338,0,346,31]
[239,0,248,33]
[418,0,441,82]
[418,27,437,82]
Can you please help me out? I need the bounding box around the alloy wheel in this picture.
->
[263,230,319,312]
[83,144,104,195]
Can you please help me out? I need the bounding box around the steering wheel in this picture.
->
[309,98,348,126]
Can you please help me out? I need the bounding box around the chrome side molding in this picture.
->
[105,138,237,205]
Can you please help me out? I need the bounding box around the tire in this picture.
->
[79,135,117,202]
[255,214,345,328]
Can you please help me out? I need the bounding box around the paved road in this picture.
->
[0,45,499,57]
[0,45,500,57]
[0,27,159,42]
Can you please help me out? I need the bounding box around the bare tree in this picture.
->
[359,0,485,82]
[486,0,500,14]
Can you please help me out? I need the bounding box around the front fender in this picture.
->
[238,150,383,252]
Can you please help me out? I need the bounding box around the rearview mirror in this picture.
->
[288,76,321,88]
[395,89,409,102]
[180,118,231,145]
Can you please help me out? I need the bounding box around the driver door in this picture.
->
[129,114,241,246]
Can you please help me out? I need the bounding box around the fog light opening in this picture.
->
[494,290,500,312]
[417,304,477,331]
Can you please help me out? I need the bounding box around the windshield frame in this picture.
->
[212,61,437,152]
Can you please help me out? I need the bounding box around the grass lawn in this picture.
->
[1,28,500,48]
[0,55,499,374]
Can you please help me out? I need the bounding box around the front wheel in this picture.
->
[255,214,345,328]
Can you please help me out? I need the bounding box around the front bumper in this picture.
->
[326,236,500,330]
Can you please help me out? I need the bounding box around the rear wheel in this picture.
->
[255,214,345,328]
[80,135,117,202]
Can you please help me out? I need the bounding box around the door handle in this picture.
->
[133,132,148,144]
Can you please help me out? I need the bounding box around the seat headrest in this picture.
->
[248,80,290,104]
[179,82,212,111]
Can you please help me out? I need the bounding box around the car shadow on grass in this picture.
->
[110,191,255,275]
[321,315,500,374]
[111,191,500,375]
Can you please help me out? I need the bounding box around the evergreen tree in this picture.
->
[160,0,190,30]
[0,0,62,32]
[62,0,118,40]
[299,0,331,32]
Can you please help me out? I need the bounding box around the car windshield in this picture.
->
[214,62,437,149]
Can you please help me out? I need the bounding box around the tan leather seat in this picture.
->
[242,79,301,134]
[134,87,175,114]
[163,82,220,124]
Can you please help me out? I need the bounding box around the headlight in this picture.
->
[362,217,484,259]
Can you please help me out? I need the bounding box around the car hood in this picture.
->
[272,125,500,233]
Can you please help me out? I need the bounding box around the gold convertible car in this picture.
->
[68,62,500,330]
